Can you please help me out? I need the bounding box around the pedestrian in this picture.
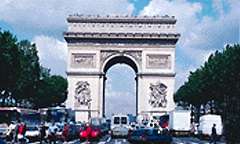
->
[210,123,217,144]
[190,122,195,136]
[14,120,21,143]
[62,123,69,142]
[39,122,47,144]
[6,121,16,142]
[17,122,27,144]
[48,122,57,144]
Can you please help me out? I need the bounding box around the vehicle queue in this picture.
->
[0,107,223,144]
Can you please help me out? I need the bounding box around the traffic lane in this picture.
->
[172,137,226,144]
[105,138,130,144]
[28,136,226,144]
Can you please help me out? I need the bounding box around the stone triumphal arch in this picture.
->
[64,15,180,122]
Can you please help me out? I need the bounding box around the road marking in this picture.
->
[106,137,111,142]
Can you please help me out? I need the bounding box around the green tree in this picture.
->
[13,40,41,106]
[175,44,240,143]
[0,29,68,108]
[36,75,68,108]
[0,30,21,106]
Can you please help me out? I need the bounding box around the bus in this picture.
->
[0,107,40,139]
[39,107,75,124]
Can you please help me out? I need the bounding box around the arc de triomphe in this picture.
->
[64,15,180,122]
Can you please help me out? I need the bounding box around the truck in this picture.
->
[198,114,223,138]
[169,110,191,136]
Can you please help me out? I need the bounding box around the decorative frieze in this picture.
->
[71,53,96,68]
[74,81,91,107]
[149,81,167,108]
[100,51,118,65]
[100,50,142,69]
[125,51,142,67]
[146,54,171,69]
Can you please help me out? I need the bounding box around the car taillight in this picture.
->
[91,131,99,137]
[80,131,87,138]
[161,122,169,128]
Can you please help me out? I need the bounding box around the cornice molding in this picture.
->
[64,32,180,40]
[67,15,177,24]
[137,72,176,77]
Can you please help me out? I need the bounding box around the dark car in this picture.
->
[25,125,40,142]
[0,138,6,144]
[128,128,172,144]
[90,118,109,135]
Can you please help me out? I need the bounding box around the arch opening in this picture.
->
[102,55,139,117]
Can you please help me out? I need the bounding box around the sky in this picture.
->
[0,0,239,117]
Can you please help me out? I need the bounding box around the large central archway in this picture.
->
[102,55,139,117]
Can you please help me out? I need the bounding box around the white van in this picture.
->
[198,114,223,137]
[111,114,129,137]
[169,110,191,136]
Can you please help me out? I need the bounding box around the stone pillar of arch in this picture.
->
[64,15,180,122]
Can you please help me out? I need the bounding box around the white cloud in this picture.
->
[105,84,136,117]
[105,65,136,117]
[141,0,239,89]
[32,35,67,76]
[0,0,134,37]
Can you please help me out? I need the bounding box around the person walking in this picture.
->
[39,122,47,144]
[210,123,217,144]
[48,122,57,144]
[17,122,27,144]
[62,123,69,143]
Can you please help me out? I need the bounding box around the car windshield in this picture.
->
[91,118,101,126]
[0,110,19,124]
[146,129,159,136]
[132,129,145,136]
[159,115,169,128]
[27,126,38,131]
[114,117,120,124]
[121,117,127,124]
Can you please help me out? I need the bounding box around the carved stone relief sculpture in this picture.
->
[100,50,142,69]
[149,81,167,108]
[146,54,171,69]
[71,53,96,68]
[74,81,91,107]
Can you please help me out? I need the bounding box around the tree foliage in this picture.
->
[0,29,68,108]
[175,44,240,143]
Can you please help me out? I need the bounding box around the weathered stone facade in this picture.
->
[64,15,180,122]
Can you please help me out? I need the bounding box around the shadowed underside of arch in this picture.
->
[103,56,138,73]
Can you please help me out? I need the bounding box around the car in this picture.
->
[0,138,6,144]
[60,123,81,141]
[0,123,10,139]
[111,114,129,137]
[79,124,102,141]
[128,128,172,144]
[25,125,40,142]
[90,117,109,135]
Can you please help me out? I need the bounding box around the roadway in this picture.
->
[32,135,225,144]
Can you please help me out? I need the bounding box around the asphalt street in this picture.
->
[28,135,226,144]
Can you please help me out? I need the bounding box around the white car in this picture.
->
[25,126,40,141]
